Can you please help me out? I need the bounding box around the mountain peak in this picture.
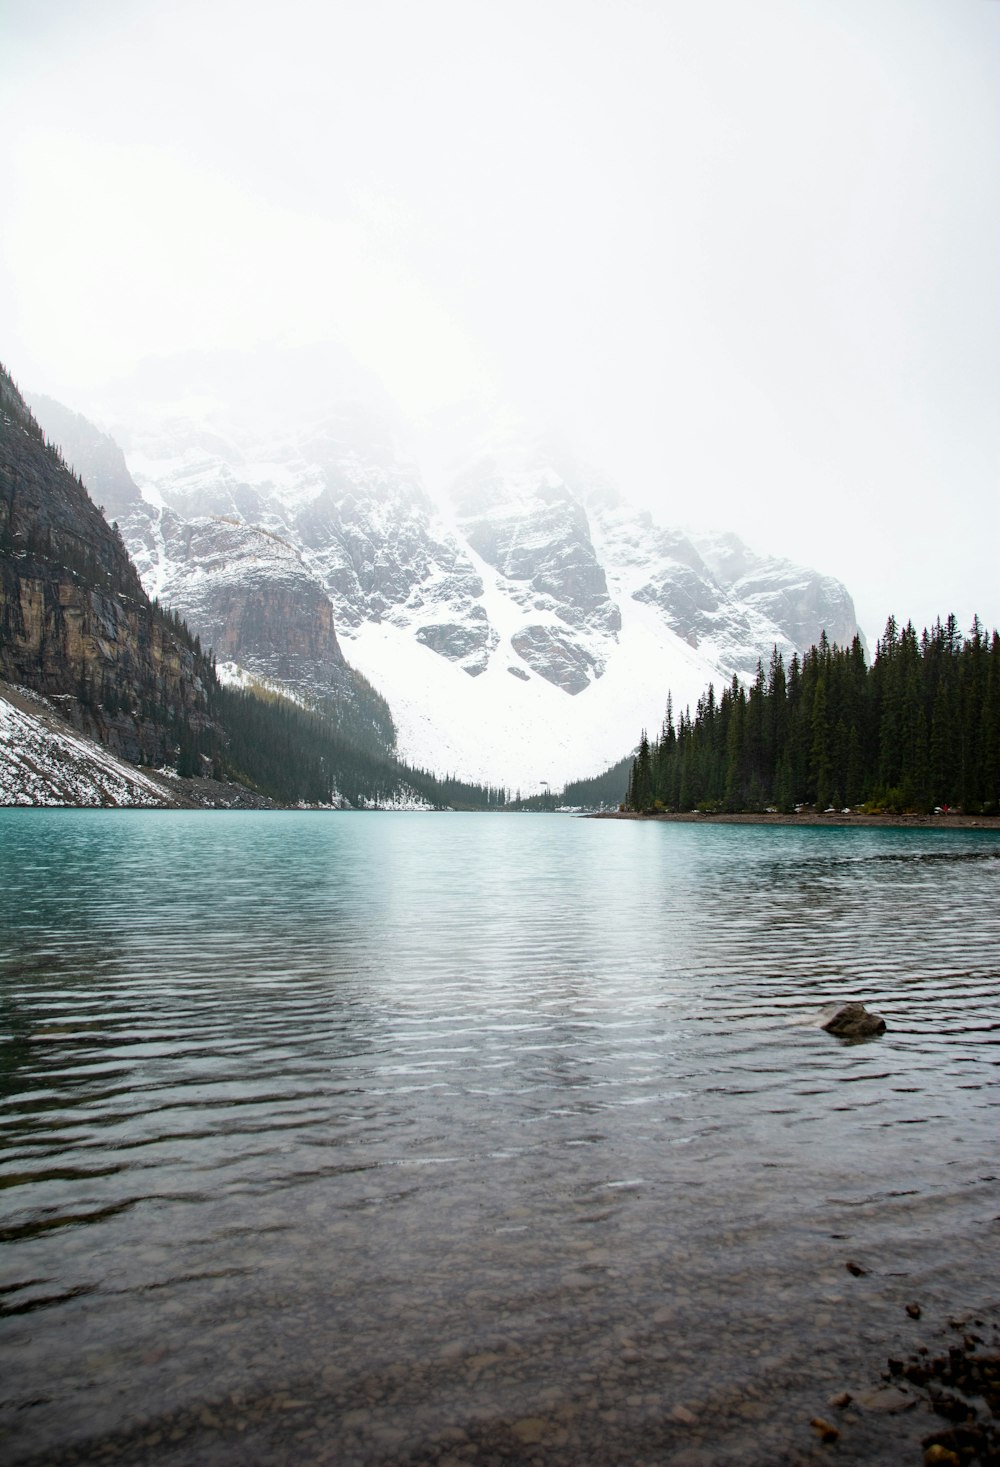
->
[27,379,863,790]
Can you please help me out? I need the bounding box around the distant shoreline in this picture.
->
[587,810,1000,829]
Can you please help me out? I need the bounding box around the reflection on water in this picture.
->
[1,811,998,1465]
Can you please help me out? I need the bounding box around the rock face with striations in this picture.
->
[591,500,861,674]
[293,470,493,677]
[1,367,214,766]
[451,458,621,693]
[132,509,352,694]
[688,530,859,659]
[26,392,395,743]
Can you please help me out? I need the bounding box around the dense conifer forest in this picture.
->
[624,616,1000,815]
[561,756,633,810]
[174,681,509,809]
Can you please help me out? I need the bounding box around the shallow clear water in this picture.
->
[1,810,998,1466]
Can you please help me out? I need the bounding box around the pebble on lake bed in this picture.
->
[810,1416,840,1442]
[923,1447,961,1467]
[856,1385,917,1413]
[670,1404,698,1425]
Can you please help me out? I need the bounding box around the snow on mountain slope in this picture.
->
[28,364,864,792]
[0,684,176,806]
[345,582,718,789]
[688,529,860,656]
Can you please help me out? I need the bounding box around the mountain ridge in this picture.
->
[1,364,504,809]
[26,365,864,790]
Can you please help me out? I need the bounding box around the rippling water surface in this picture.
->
[1,811,998,1466]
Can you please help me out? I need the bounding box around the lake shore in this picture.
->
[588,809,1000,829]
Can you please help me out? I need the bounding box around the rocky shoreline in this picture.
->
[588,810,1000,830]
[815,1305,1000,1466]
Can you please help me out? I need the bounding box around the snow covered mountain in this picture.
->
[29,365,862,792]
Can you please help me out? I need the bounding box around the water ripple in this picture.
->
[1,811,998,1465]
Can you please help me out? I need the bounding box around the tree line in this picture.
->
[173,682,509,809]
[625,615,1000,815]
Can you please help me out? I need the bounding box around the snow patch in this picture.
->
[343,593,714,794]
[0,689,177,807]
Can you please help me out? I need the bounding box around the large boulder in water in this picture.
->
[822,1003,887,1039]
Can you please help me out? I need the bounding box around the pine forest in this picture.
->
[625,616,1000,816]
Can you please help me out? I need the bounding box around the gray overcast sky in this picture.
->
[1,0,997,644]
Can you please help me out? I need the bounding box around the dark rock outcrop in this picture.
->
[510,624,603,695]
[415,610,498,675]
[454,472,622,665]
[822,1003,887,1038]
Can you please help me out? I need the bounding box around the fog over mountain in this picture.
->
[6,0,996,792]
[28,350,862,790]
[3,0,997,650]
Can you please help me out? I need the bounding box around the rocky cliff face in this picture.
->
[293,474,490,678]
[451,460,621,694]
[590,504,861,676]
[1,367,213,767]
[131,509,349,689]
[30,392,396,749]
[688,530,859,655]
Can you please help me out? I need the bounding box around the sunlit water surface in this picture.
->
[1,811,998,1466]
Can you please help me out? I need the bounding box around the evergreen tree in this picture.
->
[631,730,654,811]
[623,614,1000,816]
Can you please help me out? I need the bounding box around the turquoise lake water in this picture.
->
[1,810,998,1465]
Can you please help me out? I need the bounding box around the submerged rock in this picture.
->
[857,1385,916,1413]
[810,1416,840,1442]
[822,1003,887,1039]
